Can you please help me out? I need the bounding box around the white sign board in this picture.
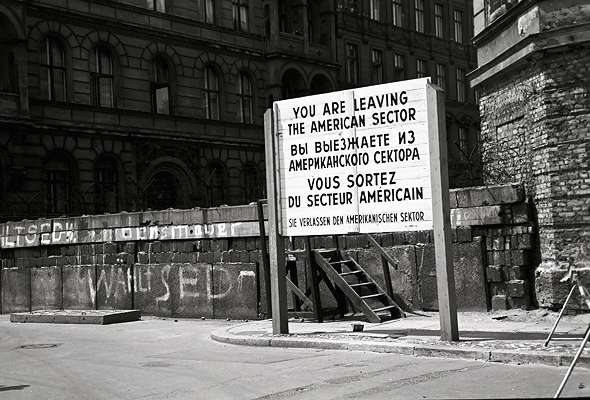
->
[274,78,434,236]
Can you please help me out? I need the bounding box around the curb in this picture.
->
[211,329,590,370]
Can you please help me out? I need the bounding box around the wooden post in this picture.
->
[427,83,459,342]
[365,233,395,301]
[305,236,323,323]
[264,108,288,334]
[287,258,301,311]
[256,200,272,316]
[332,235,347,317]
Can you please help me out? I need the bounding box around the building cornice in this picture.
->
[469,22,590,87]
[28,3,267,60]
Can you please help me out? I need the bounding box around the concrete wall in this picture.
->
[0,183,537,318]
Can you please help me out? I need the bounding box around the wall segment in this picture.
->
[0,183,540,317]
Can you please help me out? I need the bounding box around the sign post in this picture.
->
[267,78,459,341]
[264,109,289,334]
[427,84,459,341]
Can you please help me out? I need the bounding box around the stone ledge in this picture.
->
[10,309,141,324]
[450,205,504,227]
[451,183,524,208]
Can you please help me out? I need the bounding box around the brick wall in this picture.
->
[0,183,538,318]
[477,46,590,310]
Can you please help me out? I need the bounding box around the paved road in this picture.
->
[0,317,588,399]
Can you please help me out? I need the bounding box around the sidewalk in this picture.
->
[211,310,590,369]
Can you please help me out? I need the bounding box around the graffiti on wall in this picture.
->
[0,221,262,248]
[57,263,257,317]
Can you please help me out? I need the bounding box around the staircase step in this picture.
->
[316,249,337,255]
[350,282,374,288]
[372,305,397,313]
[361,293,384,299]
[339,270,363,276]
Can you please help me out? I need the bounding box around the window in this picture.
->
[233,0,249,31]
[371,49,383,84]
[489,0,517,19]
[146,171,179,210]
[369,0,380,21]
[280,0,304,35]
[453,9,464,43]
[0,48,16,93]
[393,53,405,81]
[95,156,119,213]
[205,0,215,24]
[46,156,73,215]
[152,57,170,115]
[279,0,288,32]
[435,63,446,90]
[264,5,271,38]
[345,43,359,85]
[242,164,260,203]
[206,162,225,206]
[458,127,467,152]
[414,0,424,33]
[205,67,220,120]
[40,37,66,102]
[281,69,305,99]
[92,47,114,108]
[456,67,466,102]
[416,59,427,78]
[392,0,403,27]
[147,0,166,12]
[434,3,444,38]
[237,72,253,123]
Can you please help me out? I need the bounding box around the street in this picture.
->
[0,317,588,399]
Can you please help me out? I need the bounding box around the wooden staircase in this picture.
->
[312,249,404,323]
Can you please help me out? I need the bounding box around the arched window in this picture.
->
[206,162,225,207]
[40,37,66,102]
[45,154,74,215]
[145,171,179,210]
[237,72,253,123]
[95,155,120,213]
[92,46,114,108]
[310,74,333,95]
[242,163,261,203]
[281,69,305,99]
[205,66,220,120]
[152,56,170,114]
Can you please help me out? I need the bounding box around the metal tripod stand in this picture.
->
[544,270,590,398]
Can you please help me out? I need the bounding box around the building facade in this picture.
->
[0,0,479,222]
[470,0,590,309]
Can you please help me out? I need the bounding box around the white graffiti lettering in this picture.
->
[179,266,200,299]
[155,265,171,305]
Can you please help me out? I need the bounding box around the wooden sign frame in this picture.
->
[264,82,459,341]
